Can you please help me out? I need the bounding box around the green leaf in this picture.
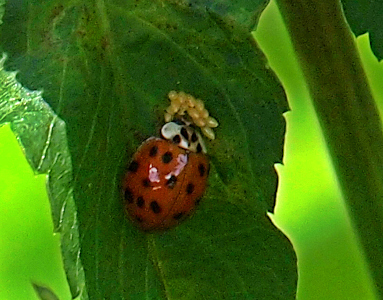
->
[0,0,4,26]
[0,56,87,298]
[341,0,383,60]
[180,0,268,31]
[0,0,297,299]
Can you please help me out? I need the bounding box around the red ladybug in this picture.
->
[122,121,209,231]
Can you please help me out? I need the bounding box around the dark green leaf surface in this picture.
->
[0,0,297,299]
[181,0,268,31]
[341,0,383,60]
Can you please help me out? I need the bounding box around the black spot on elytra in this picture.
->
[191,132,198,142]
[149,146,158,157]
[135,215,144,223]
[172,134,181,144]
[198,163,206,177]
[142,178,150,187]
[162,151,173,163]
[124,188,134,203]
[137,196,144,208]
[150,201,161,214]
[128,160,139,172]
[173,212,185,220]
[196,143,202,153]
[186,183,195,194]
[166,175,177,189]
[180,127,189,140]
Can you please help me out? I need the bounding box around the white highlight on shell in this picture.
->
[148,164,160,183]
[164,153,188,180]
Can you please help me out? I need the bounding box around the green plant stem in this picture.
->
[275,0,383,297]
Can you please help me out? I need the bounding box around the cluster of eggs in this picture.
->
[164,91,219,140]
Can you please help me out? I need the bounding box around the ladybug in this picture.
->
[122,91,218,231]
[122,121,210,231]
